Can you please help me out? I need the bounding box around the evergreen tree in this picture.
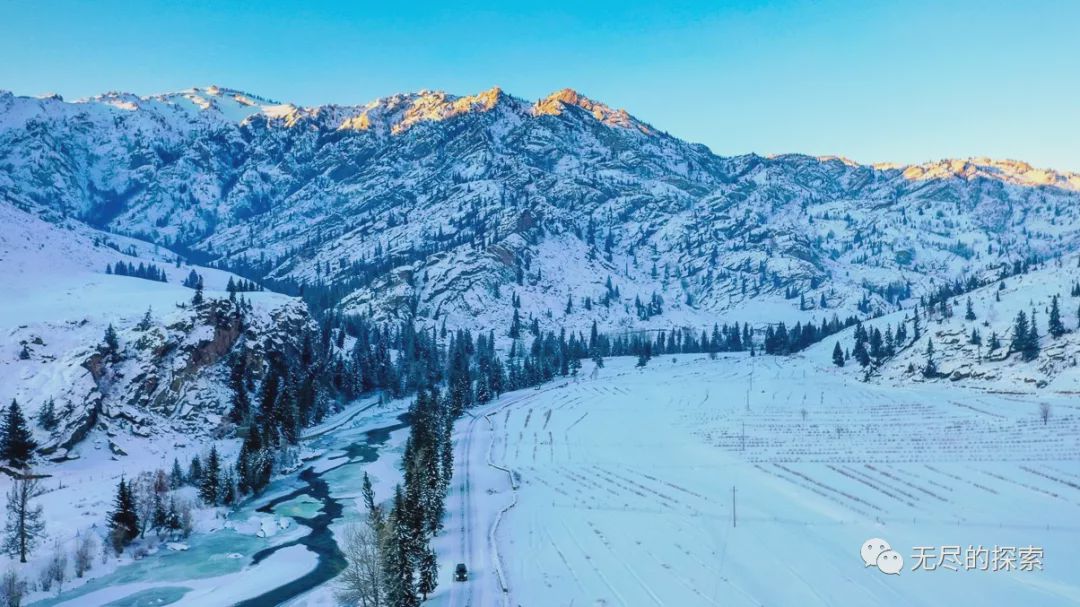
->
[36,399,57,431]
[237,424,270,495]
[107,478,139,550]
[1011,310,1030,355]
[417,546,438,601]
[922,338,938,377]
[509,308,521,339]
[361,471,384,531]
[276,380,300,445]
[150,492,169,538]
[192,277,205,306]
[220,471,236,506]
[169,458,185,489]
[852,340,870,368]
[227,355,251,424]
[1049,295,1066,338]
[965,297,976,321]
[136,307,153,331]
[383,486,419,607]
[1024,309,1040,361]
[187,455,203,486]
[199,446,221,505]
[636,347,650,368]
[102,324,120,358]
[868,328,884,364]
[0,400,37,469]
[832,342,845,367]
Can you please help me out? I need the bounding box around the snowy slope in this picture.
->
[0,201,309,458]
[814,254,1080,393]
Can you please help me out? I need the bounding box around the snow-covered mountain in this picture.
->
[4,84,1080,337]
[6,85,1080,607]
[819,253,1080,393]
[0,202,311,459]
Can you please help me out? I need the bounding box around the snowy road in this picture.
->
[445,401,513,607]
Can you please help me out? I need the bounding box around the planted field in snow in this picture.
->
[438,354,1080,606]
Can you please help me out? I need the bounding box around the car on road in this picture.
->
[454,563,468,581]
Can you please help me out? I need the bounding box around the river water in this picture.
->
[34,409,410,607]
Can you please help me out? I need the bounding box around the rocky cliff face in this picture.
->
[30,297,310,460]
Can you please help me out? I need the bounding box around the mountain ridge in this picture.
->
[6,84,1080,185]
[3,85,1080,339]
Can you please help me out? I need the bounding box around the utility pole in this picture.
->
[732,485,737,528]
[746,361,754,412]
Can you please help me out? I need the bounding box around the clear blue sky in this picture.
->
[3,1,1078,170]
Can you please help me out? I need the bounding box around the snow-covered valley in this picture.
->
[432,353,1079,606]
[2,81,1080,607]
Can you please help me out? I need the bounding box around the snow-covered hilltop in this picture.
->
[4,85,1080,339]
[0,202,311,460]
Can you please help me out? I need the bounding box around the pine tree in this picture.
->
[36,399,57,431]
[383,486,419,607]
[1024,309,1040,361]
[922,338,938,377]
[136,307,153,331]
[869,328,884,364]
[107,478,139,550]
[361,471,384,531]
[199,446,221,505]
[151,492,168,537]
[102,324,120,358]
[237,424,270,495]
[220,471,236,506]
[636,349,649,367]
[192,277,205,306]
[852,340,870,368]
[1,400,37,469]
[169,458,185,489]
[1049,295,1066,338]
[417,546,438,601]
[276,380,300,445]
[965,297,976,321]
[1011,310,1030,355]
[187,454,203,485]
[832,341,844,367]
[227,355,251,425]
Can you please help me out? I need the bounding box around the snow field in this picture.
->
[437,354,1080,606]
